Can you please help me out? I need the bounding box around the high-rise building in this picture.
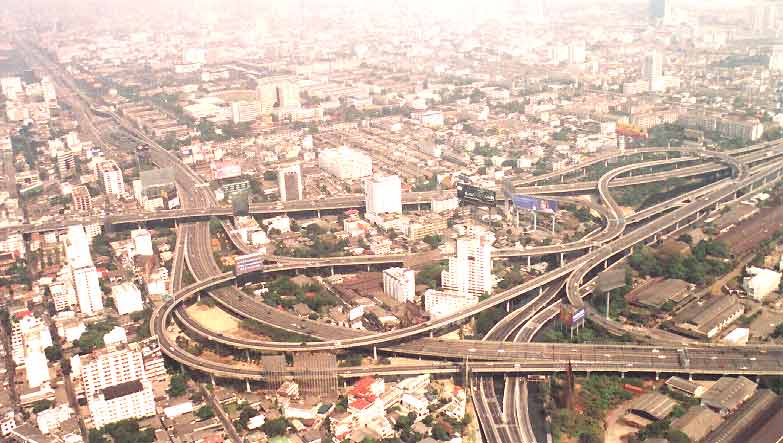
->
[81,345,156,427]
[111,282,144,315]
[231,101,260,124]
[80,345,147,398]
[88,379,156,428]
[25,350,50,388]
[256,80,278,115]
[65,225,93,270]
[278,163,303,202]
[131,229,153,256]
[382,268,416,303]
[568,43,587,65]
[73,266,103,316]
[643,51,664,92]
[442,231,495,297]
[96,160,124,196]
[72,185,92,212]
[649,0,672,24]
[365,175,402,215]
[277,81,301,109]
[752,2,778,34]
[56,149,75,178]
[318,146,373,180]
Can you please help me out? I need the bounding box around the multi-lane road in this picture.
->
[24,38,783,443]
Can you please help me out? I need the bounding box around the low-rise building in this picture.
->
[670,406,723,442]
[673,295,745,339]
[423,289,478,319]
[743,266,781,301]
[701,376,757,416]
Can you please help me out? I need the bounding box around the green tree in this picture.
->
[431,423,450,441]
[32,399,54,413]
[667,429,691,443]
[195,405,215,420]
[44,344,62,363]
[261,417,288,436]
[167,374,188,397]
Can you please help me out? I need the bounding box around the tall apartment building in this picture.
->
[88,379,156,428]
[318,146,373,180]
[752,2,777,34]
[643,51,664,92]
[365,175,402,215]
[255,78,301,114]
[278,163,303,202]
[278,81,300,109]
[56,149,75,178]
[71,185,92,212]
[73,266,103,316]
[78,340,167,426]
[231,101,260,124]
[256,80,278,114]
[96,160,124,196]
[382,268,416,303]
[80,345,147,398]
[442,231,495,297]
[65,225,103,316]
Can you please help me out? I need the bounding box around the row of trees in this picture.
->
[628,241,731,285]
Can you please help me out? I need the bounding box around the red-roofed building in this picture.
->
[350,376,385,400]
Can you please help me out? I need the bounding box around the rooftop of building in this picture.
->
[102,379,144,401]
[701,376,758,412]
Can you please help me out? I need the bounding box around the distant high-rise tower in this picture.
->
[752,2,778,34]
[649,0,672,24]
[643,51,664,92]
[278,163,303,202]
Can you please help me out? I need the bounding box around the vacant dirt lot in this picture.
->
[186,304,240,333]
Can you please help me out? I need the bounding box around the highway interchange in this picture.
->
[22,40,783,443]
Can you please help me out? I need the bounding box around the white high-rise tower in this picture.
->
[441,231,495,297]
[643,51,664,92]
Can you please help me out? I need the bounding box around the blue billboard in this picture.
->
[512,195,558,213]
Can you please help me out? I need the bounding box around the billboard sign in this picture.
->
[212,160,242,180]
[572,308,586,323]
[512,195,558,213]
[457,183,496,205]
[597,267,627,293]
[235,252,265,276]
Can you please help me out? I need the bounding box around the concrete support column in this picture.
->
[560,252,565,265]
[527,256,531,270]
[373,346,377,361]
[210,374,215,386]
[506,301,511,313]
[620,372,625,379]
[655,372,659,381]
[330,266,334,276]
[317,209,321,218]
[539,287,543,296]
[246,380,251,393]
